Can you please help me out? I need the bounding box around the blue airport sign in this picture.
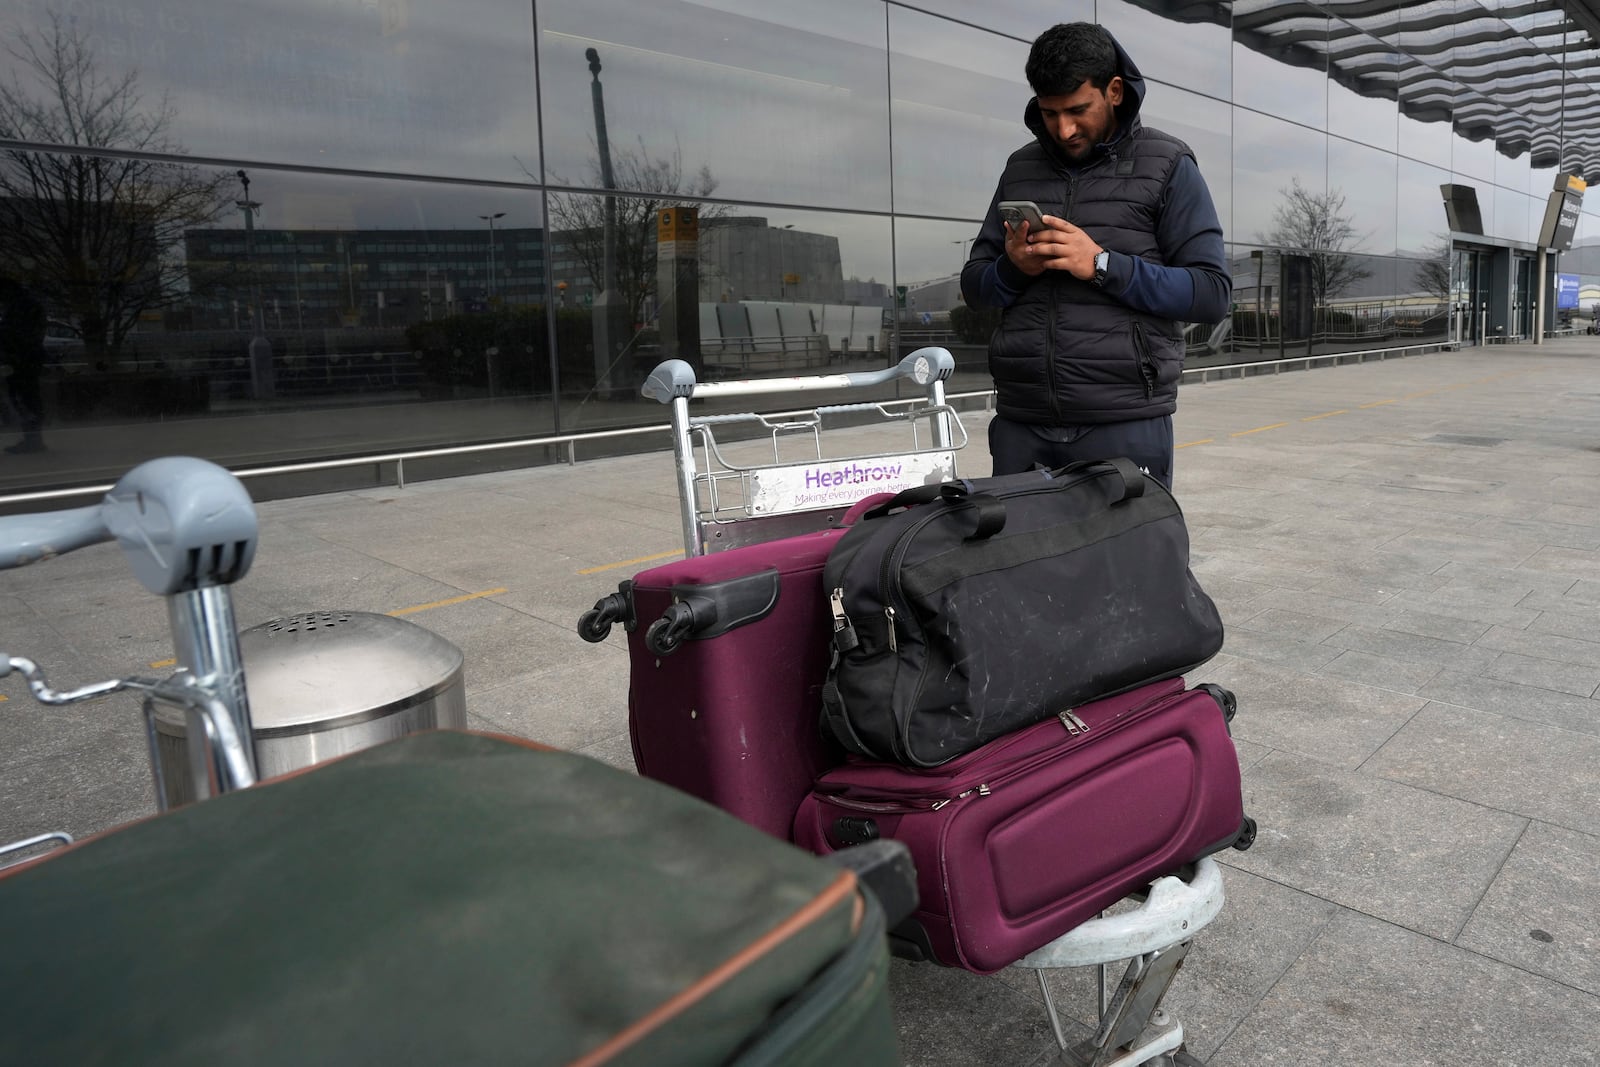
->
[1556,273,1580,309]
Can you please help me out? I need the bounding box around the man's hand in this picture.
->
[1005,215,1101,281]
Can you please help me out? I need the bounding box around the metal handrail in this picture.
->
[0,341,1455,507]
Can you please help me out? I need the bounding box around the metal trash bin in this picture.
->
[152,611,467,807]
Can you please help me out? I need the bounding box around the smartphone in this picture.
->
[998,200,1047,231]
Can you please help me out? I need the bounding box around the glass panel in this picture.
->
[1329,137,1398,256]
[1233,1,1328,130]
[1140,85,1234,240]
[1396,62,1453,168]
[1233,108,1327,249]
[1451,91,1497,183]
[1096,0,1233,101]
[1493,135,1530,196]
[894,0,1092,43]
[551,199,895,431]
[1314,254,1397,357]
[1491,186,1532,244]
[888,9,1030,219]
[893,217,995,395]
[1397,157,1451,258]
[0,0,539,182]
[0,149,550,494]
[1328,38,1400,153]
[537,0,891,212]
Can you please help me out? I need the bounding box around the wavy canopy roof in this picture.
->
[1156,0,1600,183]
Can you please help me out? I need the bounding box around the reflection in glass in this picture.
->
[1451,90,1497,182]
[895,0,1093,42]
[537,0,891,211]
[0,3,538,182]
[1096,0,1233,101]
[888,9,1029,219]
[1329,137,1399,255]
[1233,108,1326,245]
[1396,62,1453,168]
[0,149,552,487]
[551,199,894,429]
[894,217,996,393]
[1327,38,1399,153]
[1141,85,1234,239]
[1491,186,1533,244]
[1396,157,1452,258]
[1233,1,1327,130]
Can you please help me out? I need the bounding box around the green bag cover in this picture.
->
[0,731,900,1066]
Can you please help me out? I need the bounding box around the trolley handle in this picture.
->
[641,347,955,404]
[0,457,258,593]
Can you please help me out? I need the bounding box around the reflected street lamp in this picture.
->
[478,212,506,299]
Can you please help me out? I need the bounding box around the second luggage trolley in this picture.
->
[594,351,1233,1067]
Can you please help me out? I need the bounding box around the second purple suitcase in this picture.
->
[605,527,848,839]
[792,678,1256,973]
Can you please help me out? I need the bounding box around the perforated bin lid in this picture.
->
[155,611,464,738]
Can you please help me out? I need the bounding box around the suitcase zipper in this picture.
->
[828,685,1191,809]
[825,783,992,814]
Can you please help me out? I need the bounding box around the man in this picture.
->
[0,275,49,454]
[960,22,1230,487]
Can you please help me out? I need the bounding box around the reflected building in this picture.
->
[2,0,1600,498]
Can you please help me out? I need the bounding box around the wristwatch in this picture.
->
[1091,249,1110,289]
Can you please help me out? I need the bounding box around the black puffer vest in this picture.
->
[990,120,1192,425]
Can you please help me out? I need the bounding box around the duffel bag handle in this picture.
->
[861,481,1007,541]
[1053,457,1146,504]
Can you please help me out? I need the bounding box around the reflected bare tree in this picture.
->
[541,139,726,326]
[0,15,228,364]
[1411,235,1452,299]
[1260,178,1372,306]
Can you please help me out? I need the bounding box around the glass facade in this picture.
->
[2,0,1599,496]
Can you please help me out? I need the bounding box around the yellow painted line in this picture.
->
[1176,438,1214,449]
[1403,391,1436,399]
[578,550,682,576]
[0,694,7,702]
[1359,399,1398,408]
[1301,410,1347,421]
[1231,422,1289,437]
[150,658,176,669]
[387,588,508,617]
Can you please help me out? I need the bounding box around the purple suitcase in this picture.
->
[609,487,914,838]
[792,678,1255,973]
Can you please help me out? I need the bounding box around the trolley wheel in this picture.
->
[577,608,612,644]
[1232,816,1258,851]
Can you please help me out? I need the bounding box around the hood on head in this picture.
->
[1023,29,1146,156]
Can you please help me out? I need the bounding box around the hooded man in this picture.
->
[960,22,1231,487]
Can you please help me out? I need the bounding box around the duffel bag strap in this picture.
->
[860,481,1006,540]
[1053,457,1146,503]
[820,651,879,759]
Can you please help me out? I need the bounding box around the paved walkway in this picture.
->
[4,339,1600,1064]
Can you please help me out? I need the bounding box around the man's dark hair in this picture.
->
[1025,23,1118,97]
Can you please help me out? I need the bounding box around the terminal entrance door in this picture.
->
[1512,254,1535,340]
[1450,246,1493,345]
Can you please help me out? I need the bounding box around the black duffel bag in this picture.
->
[820,458,1223,767]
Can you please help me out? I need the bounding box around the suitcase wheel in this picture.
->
[645,610,689,656]
[1232,816,1257,852]
[577,583,635,644]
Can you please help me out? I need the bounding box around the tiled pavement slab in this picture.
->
[7,345,1600,1064]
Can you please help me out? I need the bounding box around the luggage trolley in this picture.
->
[639,347,968,556]
[624,352,1234,1067]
